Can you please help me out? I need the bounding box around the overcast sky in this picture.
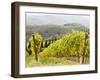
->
[26,13,90,27]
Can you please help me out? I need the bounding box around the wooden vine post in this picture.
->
[82,31,88,64]
[32,35,38,61]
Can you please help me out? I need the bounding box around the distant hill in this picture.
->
[64,23,89,32]
[26,23,89,41]
[64,23,87,27]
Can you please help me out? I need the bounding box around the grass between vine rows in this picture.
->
[25,55,80,67]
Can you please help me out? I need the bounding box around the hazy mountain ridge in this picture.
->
[26,23,89,41]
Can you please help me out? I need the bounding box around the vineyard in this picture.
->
[26,31,90,67]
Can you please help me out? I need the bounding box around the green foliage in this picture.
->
[34,32,43,46]
[39,31,90,58]
[26,36,35,56]
[85,34,90,57]
[26,32,43,56]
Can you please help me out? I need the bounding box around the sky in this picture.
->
[26,12,90,27]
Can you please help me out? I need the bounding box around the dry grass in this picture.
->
[25,55,80,67]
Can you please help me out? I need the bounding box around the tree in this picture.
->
[26,32,43,61]
[82,31,89,64]
[33,33,43,61]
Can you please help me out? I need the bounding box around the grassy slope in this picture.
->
[26,55,79,67]
[26,31,89,67]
